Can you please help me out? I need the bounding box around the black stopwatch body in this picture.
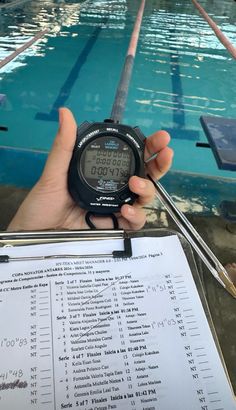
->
[68,121,145,214]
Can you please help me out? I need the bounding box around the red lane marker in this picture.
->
[192,0,236,59]
[127,0,146,57]
[0,29,48,69]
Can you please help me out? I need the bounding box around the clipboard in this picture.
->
[0,227,235,407]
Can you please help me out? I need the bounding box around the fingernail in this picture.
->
[138,180,146,189]
[58,108,63,126]
[127,206,135,216]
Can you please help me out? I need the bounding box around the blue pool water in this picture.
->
[0,0,236,212]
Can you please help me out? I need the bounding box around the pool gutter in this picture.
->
[0,145,235,214]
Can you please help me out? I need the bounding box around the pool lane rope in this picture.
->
[110,0,146,123]
[0,29,48,70]
[192,0,236,59]
[0,0,31,9]
[0,0,86,70]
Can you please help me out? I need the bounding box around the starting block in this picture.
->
[200,116,236,171]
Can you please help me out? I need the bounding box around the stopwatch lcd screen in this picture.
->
[80,136,135,192]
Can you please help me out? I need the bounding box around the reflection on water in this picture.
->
[0,0,235,202]
[1,0,235,64]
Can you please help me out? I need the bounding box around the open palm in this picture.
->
[8,108,173,231]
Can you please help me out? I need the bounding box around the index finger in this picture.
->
[144,130,171,161]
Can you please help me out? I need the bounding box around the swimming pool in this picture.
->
[0,0,236,212]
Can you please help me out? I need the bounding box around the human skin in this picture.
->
[8,107,173,231]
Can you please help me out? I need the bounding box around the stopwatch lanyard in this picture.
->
[84,0,146,229]
[85,212,119,230]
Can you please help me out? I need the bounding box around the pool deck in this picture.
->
[0,184,235,394]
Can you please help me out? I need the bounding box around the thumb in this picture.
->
[41,107,77,183]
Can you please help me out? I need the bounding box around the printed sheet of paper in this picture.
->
[0,235,235,410]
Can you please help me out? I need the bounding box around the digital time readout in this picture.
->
[78,134,137,194]
[84,149,132,180]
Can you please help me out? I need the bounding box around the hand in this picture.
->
[7,108,173,231]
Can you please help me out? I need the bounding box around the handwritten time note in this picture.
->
[0,235,235,409]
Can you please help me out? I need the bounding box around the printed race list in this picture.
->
[0,235,235,410]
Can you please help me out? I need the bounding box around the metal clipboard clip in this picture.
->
[0,230,132,263]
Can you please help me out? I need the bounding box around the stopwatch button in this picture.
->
[133,126,146,141]
[77,121,92,134]
[119,193,132,202]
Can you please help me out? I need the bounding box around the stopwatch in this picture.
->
[68,121,145,214]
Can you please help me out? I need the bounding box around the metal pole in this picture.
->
[110,0,146,123]
[147,175,236,299]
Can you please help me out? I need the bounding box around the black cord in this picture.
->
[85,211,119,230]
